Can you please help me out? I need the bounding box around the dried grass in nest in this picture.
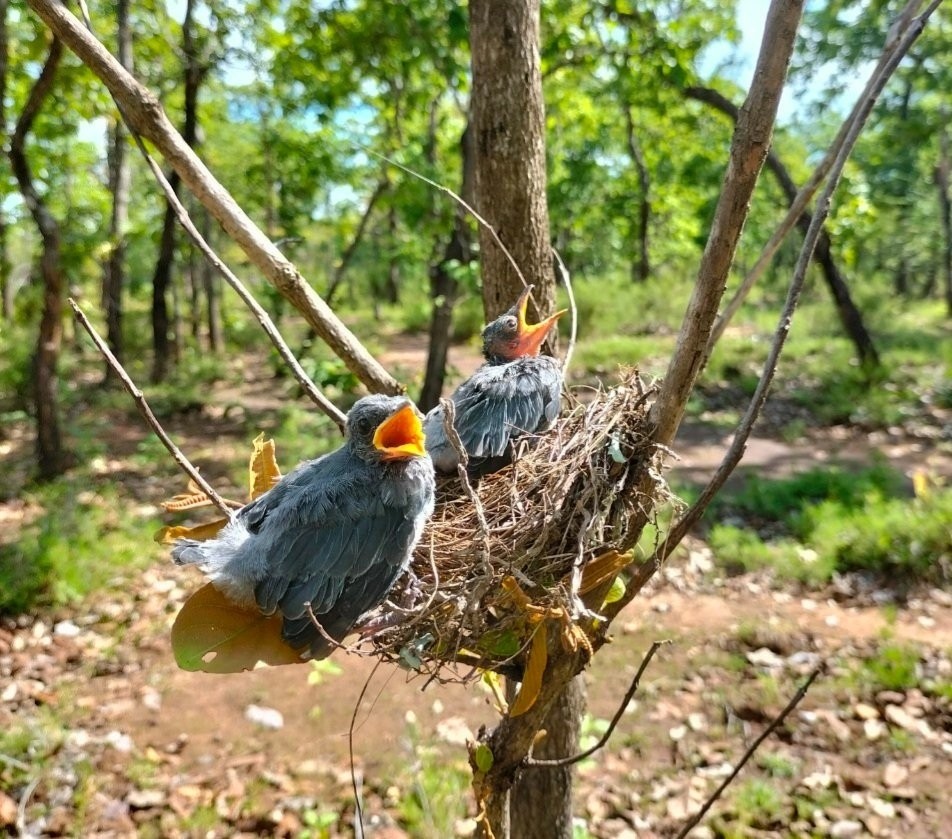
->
[367,371,673,681]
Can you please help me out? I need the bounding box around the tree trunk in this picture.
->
[102,0,131,383]
[150,0,205,382]
[936,108,952,317]
[509,677,586,839]
[0,0,11,321]
[419,126,474,412]
[384,205,400,304]
[325,178,388,307]
[9,36,68,479]
[200,208,222,351]
[624,106,651,283]
[470,0,556,326]
[470,3,572,836]
[685,84,879,368]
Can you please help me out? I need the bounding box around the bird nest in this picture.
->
[365,371,672,681]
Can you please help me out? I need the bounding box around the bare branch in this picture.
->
[675,664,823,839]
[27,0,400,396]
[68,299,235,520]
[707,0,929,348]
[524,640,668,768]
[326,177,389,306]
[648,0,804,451]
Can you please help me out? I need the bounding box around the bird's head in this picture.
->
[481,285,567,364]
[347,395,428,463]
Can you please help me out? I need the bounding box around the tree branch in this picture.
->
[27,0,400,396]
[675,664,823,839]
[524,640,667,768]
[648,0,804,451]
[607,0,941,619]
[706,0,929,348]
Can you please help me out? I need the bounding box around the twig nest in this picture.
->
[367,371,672,680]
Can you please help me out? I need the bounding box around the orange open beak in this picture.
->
[513,286,568,357]
[373,403,427,461]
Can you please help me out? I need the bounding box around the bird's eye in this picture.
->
[354,417,371,435]
[504,316,518,331]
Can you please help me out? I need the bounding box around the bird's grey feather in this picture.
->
[425,355,562,475]
[172,394,435,659]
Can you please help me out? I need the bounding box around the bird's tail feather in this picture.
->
[171,539,204,566]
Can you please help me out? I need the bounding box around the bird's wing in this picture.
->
[452,358,562,459]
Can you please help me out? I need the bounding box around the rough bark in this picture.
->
[9,35,68,479]
[509,677,586,839]
[419,126,474,412]
[199,208,222,351]
[27,0,401,395]
[470,0,557,327]
[685,85,880,368]
[469,3,574,837]
[102,0,131,382]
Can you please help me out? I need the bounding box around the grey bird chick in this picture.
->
[172,394,435,659]
[424,285,566,477]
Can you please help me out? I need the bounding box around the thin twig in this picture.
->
[357,143,530,295]
[0,753,30,772]
[552,248,578,374]
[73,6,347,433]
[16,775,41,836]
[524,640,668,768]
[348,658,382,839]
[68,298,235,520]
[675,664,824,839]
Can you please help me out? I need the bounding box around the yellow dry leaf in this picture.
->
[249,434,281,500]
[509,622,548,717]
[154,518,229,545]
[576,549,632,595]
[161,492,214,513]
[912,470,930,500]
[171,582,304,673]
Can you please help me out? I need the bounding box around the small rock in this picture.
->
[668,725,687,742]
[877,690,906,706]
[829,819,863,838]
[882,762,909,788]
[863,719,886,741]
[868,797,896,818]
[126,789,166,809]
[104,730,134,752]
[53,620,81,638]
[854,703,879,720]
[746,647,784,668]
[245,704,284,730]
[687,712,706,731]
[0,792,17,827]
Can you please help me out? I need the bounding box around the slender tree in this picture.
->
[470,3,581,836]
[102,0,132,382]
[8,34,68,479]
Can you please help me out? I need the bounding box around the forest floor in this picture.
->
[2,338,951,839]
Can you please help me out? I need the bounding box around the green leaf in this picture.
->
[474,743,494,774]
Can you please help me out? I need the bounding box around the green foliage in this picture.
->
[730,779,785,828]
[0,481,153,614]
[861,642,921,693]
[707,464,952,586]
[396,713,471,838]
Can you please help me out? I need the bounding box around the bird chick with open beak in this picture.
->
[172,395,435,659]
[424,285,567,476]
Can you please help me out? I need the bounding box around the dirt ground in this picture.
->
[2,341,951,838]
